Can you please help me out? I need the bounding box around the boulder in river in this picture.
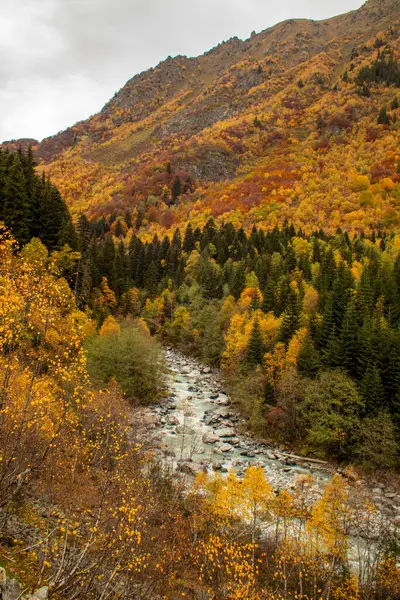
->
[218,429,234,438]
[215,408,231,419]
[202,431,220,444]
[240,450,256,458]
[176,425,195,435]
[213,462,223,471]
[141,413,161,427]
[206,414,220,425]
[178,462,205,477]
[167,415,180,426]
[217,398,230,406]
[219,443,233,453]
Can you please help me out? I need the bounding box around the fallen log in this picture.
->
[285,454,328,465]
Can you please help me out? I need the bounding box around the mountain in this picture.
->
[16,0,400,234]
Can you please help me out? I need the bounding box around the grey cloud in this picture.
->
[0,0,364,141]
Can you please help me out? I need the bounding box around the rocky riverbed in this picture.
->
[133,348,400,529]
[136,349,332,499]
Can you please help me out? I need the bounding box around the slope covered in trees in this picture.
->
[74,218,400,468]
[1,227,400,600]
[8,0,399,242]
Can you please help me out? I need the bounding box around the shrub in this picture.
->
[86,322,167,404]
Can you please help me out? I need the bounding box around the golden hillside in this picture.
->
[27,0,400,235]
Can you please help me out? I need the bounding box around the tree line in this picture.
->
[0,147,77,249]
[72,215,400,465]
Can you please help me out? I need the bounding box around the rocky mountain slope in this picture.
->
[10,0,400,235]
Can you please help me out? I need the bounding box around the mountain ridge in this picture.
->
[5,0,400,235]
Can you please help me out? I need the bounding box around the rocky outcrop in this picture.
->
[0,568,48,600]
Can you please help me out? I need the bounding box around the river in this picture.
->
[147,348,331,499]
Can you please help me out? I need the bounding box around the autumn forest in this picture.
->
[2,0,400,598]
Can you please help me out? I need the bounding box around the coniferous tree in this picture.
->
[360,363,385,414]
[183,223,195,253]
[101,235,116,288]
[171,176,181,202]
[378,105,390,125]
[78,214,91,255]
[336,300,360,377]
[114,242,128,298]
[319,293,335,350]
[231,264,245,300]
[246,319,265,366]
[144,261,159,297]
[2,154,31,244]
[115,220,124,238]
[297,335,321,378]
[279,287,300,344]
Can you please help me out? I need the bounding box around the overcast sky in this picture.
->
[0,0,364,142]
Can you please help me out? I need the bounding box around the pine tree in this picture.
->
[357,318,374,379]
[115,220,124,238]
[114,241,128,298]
[171,176,181,202]
[337,300,360,377]
[360,363,385,414]
[297,335,321,378]
[247,319,265,366]
[144,261,159,297]
[279,287,300,344]
[378,105,390,125]
[78,214,91,255]
[331,264,355,329]
[183,223,195,253]
[231,264,245,300]
[319,293,335,350]
[285,246,297,272]
[38,180,75,250]
[2,154,31,244]
[101,235,116,288]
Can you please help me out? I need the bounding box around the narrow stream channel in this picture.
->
[150,348,331,498]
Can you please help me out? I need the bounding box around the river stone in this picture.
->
[142,413,161,427]
[240,450,256,458]
[217,398,230,406]
[218,429,234,438]
[215,408,231,418]
[31,587,49,600]
[202,431,220,444]
[176,425,195,435]
[188,370,200,378]
[219,443,233,453]
[166,415,180,426]
[2,578,23,600]
[164,449,176,457]
[206,414,220,425]
[178,461,204,477]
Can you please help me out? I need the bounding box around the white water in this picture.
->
[151,348,331,494]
